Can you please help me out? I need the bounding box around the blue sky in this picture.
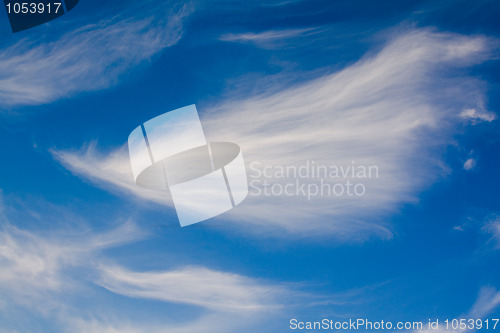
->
[0,0,500,332]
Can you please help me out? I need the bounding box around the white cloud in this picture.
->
[0,3,192,107]
[468,287,500,318]
[260,0,304,6]
[0,197,293,332]
[97,264,286,312]
[460,108,497,123]
[220,28,320,48]
[66,312,266,333]
[483,217,500,248]
[415,287,500,333]
[202,29,493,237]
[464,158,476,170]
[2,194,279,313]
[51,143,168,205]
[0,221,144,299]
[53,29,494,240]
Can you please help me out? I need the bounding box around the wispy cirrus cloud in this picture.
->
[468,287,500,318]
[0,221,144,299]
[65,313,256,333]
[203,28,496,237]
[97,264,287,312]
[0,3,192,107]
[0,196,297,332]
[460,108,497,123]
[51,143,168,205]
[1,195,286,314]
[483,216,500,248]
[219,27,320,48]
[415,286,500,333]
[53,29,497,240]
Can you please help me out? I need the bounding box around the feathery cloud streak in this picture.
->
[53,29,496,239]
[0,3,191,107]
[203,29,495,237]
[0,201,294,332]
[0,221,143,298]
[219,28,320,48]
[415,287,500,333]
[97,264,286,312]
